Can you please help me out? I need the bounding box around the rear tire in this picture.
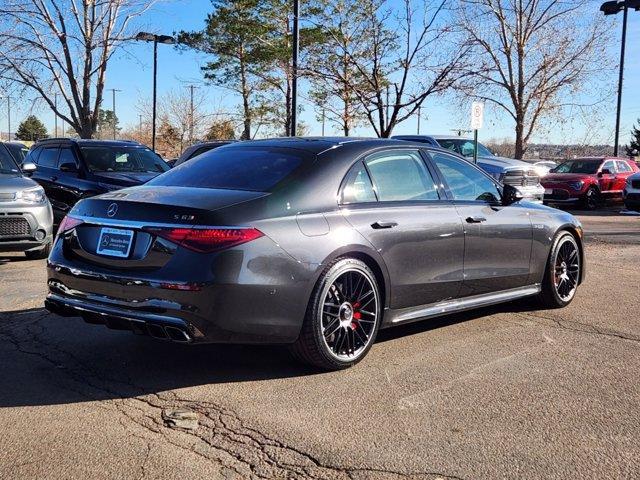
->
[582,186,599,210]
[25,242,51,260]
[537,231,580,308]
[289,258,382,371]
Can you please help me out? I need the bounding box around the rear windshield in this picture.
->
[6,144,29,163]
[80,146,169,173]
[552,160,600,174]
[148,146,308,192]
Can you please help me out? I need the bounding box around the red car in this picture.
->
[542,157,639,210]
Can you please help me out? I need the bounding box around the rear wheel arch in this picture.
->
[314,246,390,311]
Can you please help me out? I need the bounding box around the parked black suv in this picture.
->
[25,139,169,223]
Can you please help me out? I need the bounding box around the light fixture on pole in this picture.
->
[135,32,176,151]
[600,0,640,157]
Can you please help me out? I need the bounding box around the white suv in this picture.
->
[623,171,640,212]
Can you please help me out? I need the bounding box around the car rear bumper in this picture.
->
[45,236,315,345]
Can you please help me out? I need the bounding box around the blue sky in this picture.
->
[6,0,640,146]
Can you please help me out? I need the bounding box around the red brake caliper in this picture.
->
[351,302,361,330]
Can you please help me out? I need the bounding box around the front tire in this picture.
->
[537,231,581,308]
[290,258,382,370]
[582,186,599,210]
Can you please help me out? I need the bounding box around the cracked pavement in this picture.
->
[0,210,639,479]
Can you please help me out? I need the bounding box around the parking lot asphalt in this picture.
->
[1,207,639,480]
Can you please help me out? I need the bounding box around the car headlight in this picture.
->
[567,181,584,191]
[16,187,46,204]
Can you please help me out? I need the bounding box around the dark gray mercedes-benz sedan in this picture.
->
[45,138,585,370]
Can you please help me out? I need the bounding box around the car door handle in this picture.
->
[371,221,398,229]
[466,216,487,223]
[50,176,58,182]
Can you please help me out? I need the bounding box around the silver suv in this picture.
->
[0,143,53,259]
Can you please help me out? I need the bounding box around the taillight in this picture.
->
[144,227,263,253]
[56,215,84,238]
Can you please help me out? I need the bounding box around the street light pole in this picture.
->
[614,5,628,157]
[601,0,640,157]
[291,0,299,137]
[136,32,175,151]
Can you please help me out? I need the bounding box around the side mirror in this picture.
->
[21,162,37,175]
[59,162,78,173]
[600,168,612,176]
[502,184,524,206]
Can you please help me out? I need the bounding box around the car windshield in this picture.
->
[0,145,20,174]
[436,139,495,157]
[148,146,307,192]
[6,144,29,163]
[80,146,169,173]
[552,160,600,174]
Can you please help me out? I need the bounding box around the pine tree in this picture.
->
[626,119,640,157]
[15,115,48,141]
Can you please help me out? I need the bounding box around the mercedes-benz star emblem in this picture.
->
[107,203,118,218]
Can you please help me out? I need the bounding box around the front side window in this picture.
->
[364,150,439,202]
[80,146,168,174]
[431,152,501,203]
[340,162,376,204]
[601,160,616,173]
[58,148,77,168]
[37,147,60,169]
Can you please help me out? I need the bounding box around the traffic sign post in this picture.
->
[470,102,484,164]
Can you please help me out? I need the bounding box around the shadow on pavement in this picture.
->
[0,298,540,409]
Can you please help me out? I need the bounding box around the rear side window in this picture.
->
[341,162,376,204]
[616,160,632,173]
[149,147,307,192]
[364,150,439,202]
[37,147,60,168]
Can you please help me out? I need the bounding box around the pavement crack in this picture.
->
[1,311,463,480]
[515,311,640,345]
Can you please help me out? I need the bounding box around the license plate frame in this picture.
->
[96,227,134,258]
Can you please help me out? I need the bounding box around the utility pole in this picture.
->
[291,0,300,136]
[417,106,421,134]
[108,88,122,140]
[139,114,143,134]
[321,108,325,136]
[54,93,58,136]
[187,84,199,144]
[6,96,11,141]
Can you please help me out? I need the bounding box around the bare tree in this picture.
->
[0,0,155,138]
[456,0,611,158]
[306,0,368,135]
[326,0,470,138]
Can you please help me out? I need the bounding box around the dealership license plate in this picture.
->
[544,188,553,195]
[96,227,134,258]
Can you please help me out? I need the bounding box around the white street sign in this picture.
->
[471,102,484,130]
